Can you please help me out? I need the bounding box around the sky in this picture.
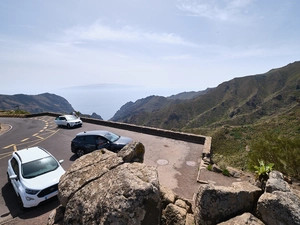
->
[1,0,300,119]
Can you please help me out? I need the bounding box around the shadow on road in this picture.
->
[1,182,60,221]
[69,154,77,162]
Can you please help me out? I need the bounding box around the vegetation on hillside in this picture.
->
[0,109,30,115]
[183,104,300,180]
[110,61,300,181]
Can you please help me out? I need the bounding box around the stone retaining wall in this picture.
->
[0,112,209,146]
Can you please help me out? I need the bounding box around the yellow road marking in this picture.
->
[35,135,44,140]
[21,138,29,142]
[0,152,12,160]
[25,128,60,148]
[1,117,61,160]
[3,144,15,149]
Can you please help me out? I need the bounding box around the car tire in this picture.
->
[67,123,71,129]
[76,149,85,157]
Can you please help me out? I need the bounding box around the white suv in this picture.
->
[54,115,82,128]
[7,146,65,209]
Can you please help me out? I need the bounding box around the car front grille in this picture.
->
[37,184,58,198]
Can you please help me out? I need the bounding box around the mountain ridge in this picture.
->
[110,61,300,130]
[0,93,74,114]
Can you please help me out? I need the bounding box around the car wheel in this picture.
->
[76,149,85,157]
[67,123,71,129]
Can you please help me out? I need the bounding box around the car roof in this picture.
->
[14,146,51,164]
[76,130,110,137]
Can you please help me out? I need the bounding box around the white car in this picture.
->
[54,115,82,128]
[7,146,65,209]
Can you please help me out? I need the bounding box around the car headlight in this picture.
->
[25,189,39,195]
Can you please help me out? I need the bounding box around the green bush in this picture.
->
[207,164,212,171]
[222,168,230,177]
[248,131,300,179]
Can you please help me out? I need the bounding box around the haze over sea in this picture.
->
[55,84,189,120]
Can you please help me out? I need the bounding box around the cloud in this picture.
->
[61,22,196,46]
[176,0,254,21]
[160,54,192,61]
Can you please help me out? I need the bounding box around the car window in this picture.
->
[11,157,20,177]
[96,136,107,145]
[84,135,96,144]
[22,156,59,179]
[65,115,77,120]
[60,117,66,120]
[104,132,120,142]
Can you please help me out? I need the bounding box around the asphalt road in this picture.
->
[0,116,203,224]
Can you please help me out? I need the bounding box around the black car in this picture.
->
[71,130,132,157]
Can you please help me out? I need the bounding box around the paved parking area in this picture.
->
[0,116,204,224]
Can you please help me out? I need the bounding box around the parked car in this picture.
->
[7,146,65,209]
[54,115,82,128]
[71,130,132,157]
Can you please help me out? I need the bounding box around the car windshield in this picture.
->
[22,156,59,179]
[104,131,120,142]
[65,115,78,121]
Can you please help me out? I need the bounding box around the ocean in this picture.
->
[55,86,184,120]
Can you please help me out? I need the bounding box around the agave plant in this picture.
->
[254,160,274,183]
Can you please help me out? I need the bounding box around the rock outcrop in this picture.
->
[194,181,262,225]
[256,171,300,225]
[194,170,300,225]
[49,142,161,225]
[48,143,300,225]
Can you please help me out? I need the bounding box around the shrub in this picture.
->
[222,168,230,177]
[207,164,212,171]
[248,131,300,179]
[253,160,274,183]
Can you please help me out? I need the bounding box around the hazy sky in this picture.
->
[1,0,300,116]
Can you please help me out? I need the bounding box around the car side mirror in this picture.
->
[10,174,17,180]
[59,160,64,164]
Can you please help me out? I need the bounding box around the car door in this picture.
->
[9,157,22,195]
[59,116,67,126]
[55,117,63,126]
[83,135,98,153]
[95,136,109,150]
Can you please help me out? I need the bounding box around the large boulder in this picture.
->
[217,212,264,225]
[194,182,262,225]
[257,171,300,225]
[51,142,161,225]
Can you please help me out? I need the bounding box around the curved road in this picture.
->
[0,116,203,224]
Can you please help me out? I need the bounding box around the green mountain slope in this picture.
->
[110,89,210,122]
[0,93,74,114]
[112,61,300,130]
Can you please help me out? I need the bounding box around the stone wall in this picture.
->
[0,112,207,144]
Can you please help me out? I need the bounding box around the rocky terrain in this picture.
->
[47,142,300,225]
